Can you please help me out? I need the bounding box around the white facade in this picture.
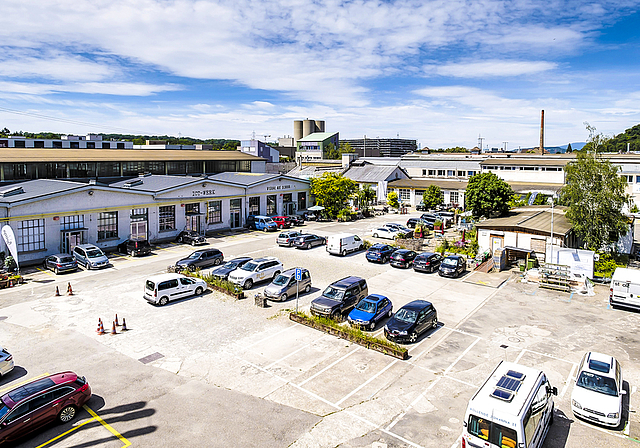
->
[0,135,133,149]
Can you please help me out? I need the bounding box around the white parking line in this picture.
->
[335,359,398,406]
[264,335,329,370]
[560,362,578,398]
[443,338,480,376]
[241,323,299,350]
[297,346,360,386]
[514,348,526,364]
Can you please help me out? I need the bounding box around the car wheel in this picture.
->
[58,405,77,423]
[341,249,347,257]
[158,296,169,306]
[368,321,375,331]
[280,293,288,302]
[54,267,59,275]
[191,240,197,246]
[178,237,183,243]
[263,227,269,232]
[304,284,311,293]
[243,279,253,289]
[409,332,418,343]
[272,270,280,279]
[331,311,341,321]
[387,309,392,318]
[373,233,378,238]
[214,258,221,266]
[195,286,204,295]
[382,256,388,263]
[86,261,91,270]
[306,243,310,249]
[550,406,554,425]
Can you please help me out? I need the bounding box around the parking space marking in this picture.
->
[443,337,480,376]
[264,335,329,370]
[514,348,526,364]
[0,372,49,394]
[576,420,627,440]
[241,323,299,350]
[297,346,360,387]
[35,415,97,448]
[335,359,398,406]
[560,362,578,398]
[34,267,55,277]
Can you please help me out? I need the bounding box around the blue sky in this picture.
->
[1,0,640,150]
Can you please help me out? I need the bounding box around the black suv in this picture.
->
[310,276,368,320]
[117,239,152,256]
[413,252,443,273]
[384,300,438,343]
[175,249,224,272]
[439,255,466,278]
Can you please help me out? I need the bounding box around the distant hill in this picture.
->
[600,124,640,152]
[560,142,586,151]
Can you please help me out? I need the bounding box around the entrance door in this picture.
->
[63,231,83,253]
[491,236,503,254]
[131,221,147,240]
[230,198,242,229]
[230,212,241,228]
[186,216,201,233]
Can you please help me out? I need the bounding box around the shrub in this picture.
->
[594,252,627,278]
[185,269,243,295]
[361,239,374,250]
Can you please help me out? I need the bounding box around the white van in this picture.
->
[326,233,364,256]
[609,267,640,310]
[462,361,557,448]
[144,273,207,306]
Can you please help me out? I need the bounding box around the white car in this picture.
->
[228,257,283,289]
[0,347,14,377]
[571,351,625,427]
[144,273,208,306]
[371,227,399,240]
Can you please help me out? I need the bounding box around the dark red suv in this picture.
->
[0,372,92,444]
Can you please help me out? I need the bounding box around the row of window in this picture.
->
[395,189,460,204]
[1,140,126,149]
[422,169,478,177]
[484,166,563,172]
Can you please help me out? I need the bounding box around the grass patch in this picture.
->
[184,268,244,295]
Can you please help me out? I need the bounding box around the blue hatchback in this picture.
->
[365,244,395,263]
[347,294,393,330]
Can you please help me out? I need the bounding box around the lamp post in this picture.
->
[364,135,366,158]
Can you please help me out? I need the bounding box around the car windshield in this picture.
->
[442,258,458,266]
[272,275,289,286]
[86,250,103,258]
[576,371,618,396]
[223,260,242,269]
[322,286,344,300]
[394,308,418,323]
[60,256,74,263]
[241,262,258,272]
[356,300,376,313]
[279,233,293,238]
[264,218,274,223]
[187,252,203,259]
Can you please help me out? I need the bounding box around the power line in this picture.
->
[0,106,151,135]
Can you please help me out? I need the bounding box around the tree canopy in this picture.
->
[387,191,399,209]
[559,151,629,251]
[422,185,444,209]
[465,173,514,219]
[310,173,357,218]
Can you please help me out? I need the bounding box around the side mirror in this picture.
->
[552,387,558,396]
[620,389,627,395]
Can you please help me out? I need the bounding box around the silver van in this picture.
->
[263,268,312,301]
[72,244,109,270]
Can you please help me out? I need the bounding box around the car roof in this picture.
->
[364,294,388,302]
[417,252,438,257]
[51,253,73,258]
[332,276,364,288]
[2,371,78,408]
[253,256,280,263]
[75,244,99,250]
[370,244,390,249]
[393,249,412,253]
[400,300,433,311]
[147,273,187,282]
[280,267,309,276]
[583,352,616,375]
[444,254,464,259]
[229,256,252,262]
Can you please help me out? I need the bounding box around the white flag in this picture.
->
[1,225,19,270]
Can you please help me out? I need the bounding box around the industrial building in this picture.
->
[340,138,417,158]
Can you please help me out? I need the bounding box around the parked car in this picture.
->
[438,255,466,278]
[408,217,434,230]
[365,244,395,264]
[43,253,78,274]
[0,347,14,377]
[370,227,400,240]
[271,216,292,229]
[144,273,207,306]
[420,213,438,226]
[406,218,420,228]
[413,252,444,273]
[326,233,364,256]
[571,352,625,427]
[175,248,224,272]
[277,230,304,247]
[390,249,418,268]
[292,234,326,249]
[384,300,438,343]
[210,257,252,280]
[287,215,305,225]
[0,371,91,445]
[246,215,278,232]
[176,230,207,245]
[263,268,312,301]
[301,211,316,221]
[310,276,368,319]
[347,294,393,331]
[382,222,405,231]
[117,238,152,256]
[416,202,427,211]
[72,244,109,270]
[228,257,283,289]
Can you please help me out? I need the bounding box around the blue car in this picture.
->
[365,244,395,263]
[347,294,393,330]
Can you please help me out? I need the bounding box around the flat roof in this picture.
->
[297,132,339,142]
[476,207,572,236]
[0,149,263,163]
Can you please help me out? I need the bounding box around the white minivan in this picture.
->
[144,273,207,306]
[326,233,364,256]
[462,361,557,448]
[609,267,640,310]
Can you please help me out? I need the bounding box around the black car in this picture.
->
[365,244,395,263]
[43,254,78,274]
[287,215,305,225]
[407,217,434,230]
[406,218,419,229]
[175,248,224,272]
[384,300,438,343]
[176,230,207,246]
[438,255,466,278]
[390,249,418,268]
[416,202,427,211]
[413,252,444,273]
[210,257,252,280]
[117,239,152,256]
[292,234,326,249]
[310,276,368,319]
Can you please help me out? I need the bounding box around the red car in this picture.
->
[0,372,92,444]
[271,216,292,229]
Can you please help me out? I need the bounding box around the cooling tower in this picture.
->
[302,120,314,138]
[294,121,303,141]
[314,120,325,133]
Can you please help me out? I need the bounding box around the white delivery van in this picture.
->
[462,361,557,448]
[609,267,640,310]
[326,233,364,256]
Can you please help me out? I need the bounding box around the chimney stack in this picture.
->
[540,110,544,155]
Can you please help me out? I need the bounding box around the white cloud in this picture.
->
[0,81,181,96]
[426,60,557,78]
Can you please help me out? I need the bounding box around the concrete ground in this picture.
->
[0,212,638,447]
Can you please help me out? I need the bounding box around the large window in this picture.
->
[249,197,260,215]
[61,215,84,231]
[97,212,118,240]
[398,189,410,202]
[159,206,175,231]
[266,195,277,215]
[207,201,222,224]
[17,219,45,252]
[450,191,459,205]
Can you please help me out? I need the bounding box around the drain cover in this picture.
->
[138,352,164,364]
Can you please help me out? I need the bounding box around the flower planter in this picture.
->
[289,312,408,360]
[208,284,244,300]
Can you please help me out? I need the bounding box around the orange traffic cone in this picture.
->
[55,286,61,297]
[121,318,128,331]
[96,319,105,335]
[115,314,120,326]
[110,321,117,335]
[67,282,73,296]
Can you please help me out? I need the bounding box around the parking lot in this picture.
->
[0,212,639,447]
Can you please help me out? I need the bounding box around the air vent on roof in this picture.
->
[490,370,526,402]
[139,172,152,178]
[123,179,143,188]
[0,186,24,197]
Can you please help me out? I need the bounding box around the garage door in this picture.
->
[530,238,546,262]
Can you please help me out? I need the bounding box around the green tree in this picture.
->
[559,151,629,251]
[582,122,611,154]
[324,143,338,159]
[465,172,514,218]
[387,191,399,209]
[310,173,357,218]
[357,184,376,211]
[340,142,353,154]
[566,143,573,153]
[422,185,444,209]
